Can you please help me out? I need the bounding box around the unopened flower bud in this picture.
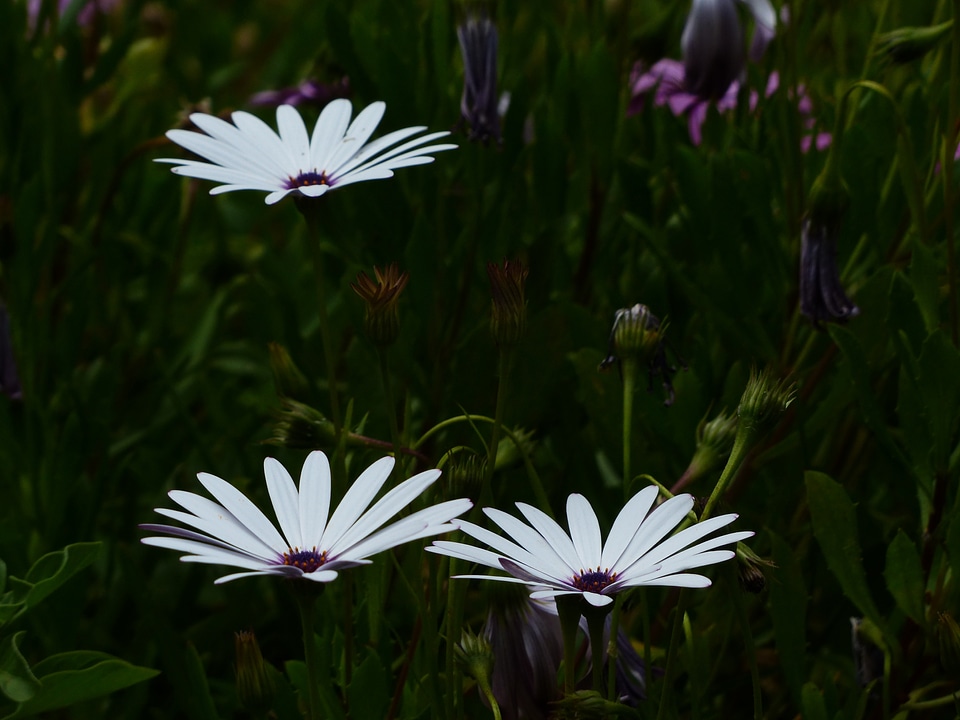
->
[681,410,738,485]
[351,263,409,347]
[266,398,338,450]
[235,631,275,715]
[487,259,528,348]
[552,689,634,719]
[494,428,535,471]
[268,342,310,400]
[736,544,774,594]
[447,454,487,500]
[938,612,960,680]
[457,10,503,144]
[877,21,952,64]
[737,368,794,434]
[682,0,744,100]
[455,630,495,684]
[600,304,683,406]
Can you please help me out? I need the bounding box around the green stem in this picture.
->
[483,349,513,506]
[700,427,754,522]
[607,597,622,701]
[900,691,960,710]
[622,358,637,500]
[946,0,960,344]
[445,565,466,720]
[378,346,403,462]
[585,609,608,694]
[556,596,582,694]
[295,589,324,720]
[727,565,762,720]
[656,590,689,720]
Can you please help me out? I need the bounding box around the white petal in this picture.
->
[514,502,580,574]
[164,491,279,559]
[213,568,296,584]
[264,457,302,550]
[583,591,614,607]
[325,125,429,178]
[196,472,289,554]
[309,98,353,170]
[159,159,277,189]
[566,494,603,569]
[632,573,713,589]
[276,105,311,173]
[613,494,694,571]
[190,112,291,181]
[327,469,441,556]
[296,185,329,198]
[299,451,332,550]
[319,101,384,173]
[230,110,300,176]
[331,131,452,181]
[483,509,576,580]
[500,557,575,590]
[338,499,471,561]
[302,569,339,583]
[427,540,506,569]
[319,456,395,550]
[265,189,294,205]
[628,515,743,572]
[143,536,275,569]
[600,486,660,570]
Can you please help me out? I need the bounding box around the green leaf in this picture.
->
[801,683,829,720]
[346,652,389,720]
[829,326,913,475]
[916,331,960,470]
[4,543,100,624]
[0,634,39,703]
[157,638,219,720]
[908,240,940,334]
[883,530,925,624]
[805,471,883,627]
[769,533,807,704]
[2,652,158,719]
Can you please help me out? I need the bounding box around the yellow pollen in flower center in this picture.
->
[573,568,617,593]
[282,548,327,573]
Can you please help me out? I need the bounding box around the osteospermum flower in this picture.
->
[141,451,471,584]
[156,99,457,205]
[429,487,752,607]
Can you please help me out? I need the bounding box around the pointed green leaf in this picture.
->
[346,652,389,720]
[0,633,38,703]
[5,543,100,623]
[884,530,924,624]
[801,683,829,720]
[2,652,157,719]
[805,471,883,626]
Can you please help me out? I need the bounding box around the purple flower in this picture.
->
[628,62,831,151]
[799,217,859,325]
[248,77,350,109]
[27,0,118,30]
[681,0,776,99]
[457,12,503,144]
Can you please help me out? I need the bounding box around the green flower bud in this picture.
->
[446,453,487,500]
[235,631,275,715]
[552,690,635,719]
[266,398,338,450]
[736,543,774,594]
[487,259,528,348]
[876,21,952,64]
[600,304,664,368]
[351,263,409,347]
[455,630,495,684]
[267,342,310,401]
[494,427,535,471]
[680,410,738,486]
[737,368,795,434]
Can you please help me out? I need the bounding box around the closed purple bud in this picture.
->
[799,218,860,325]
[458,13,502,144]
[682,0,744,100]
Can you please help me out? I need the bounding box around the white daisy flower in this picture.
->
[156,99,457,205]
[428,486,752,607]
[141,451,472,584]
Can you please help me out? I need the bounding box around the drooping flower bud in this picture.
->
[266,398,339,450]
[599,304,683,405]
[876,21,953,64]
[487,259,528,348]
[235,630,275,716]
[675,410,738,490]
[736,543,774,594]
[457,10,503,144]
[494,427,536,471]
[351,263,410,347]
[737,368,794,434]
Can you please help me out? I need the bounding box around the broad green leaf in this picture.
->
[770,533,807,704]
[2,652,157,719]
[4,543,100,623]
[805,471,883,627]
[0,634,38,703]
[157,638,218,720]
[801,683,829,720]
[346,652,389,720]
[883,530,924,624]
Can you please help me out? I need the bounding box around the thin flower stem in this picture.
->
[900,691,960,710]
[586,612,606,694]
[483,348,513,506]
[726,565,762,720]
[656,590,689,720]
[445,565,467,720]
[377,346,403,462]
[607,597,624,701]
[700,428,753,522]
[295,590,324,720]
[556,597,582,694]
[622,358,637,501]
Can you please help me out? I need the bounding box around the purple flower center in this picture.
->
[286,171,330,190]
[282,548,328,573]
[573,568,616,593]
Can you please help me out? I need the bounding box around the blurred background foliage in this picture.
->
[2,0,960,717]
